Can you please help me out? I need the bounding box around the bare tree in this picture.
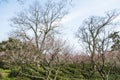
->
[10,0,70,53]
[40,38,71,80]
[76,10,120,80]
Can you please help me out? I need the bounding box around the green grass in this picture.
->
[0,68,16,80]
[0,68,11,77]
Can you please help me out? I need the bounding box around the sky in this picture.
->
[0,0,120,51]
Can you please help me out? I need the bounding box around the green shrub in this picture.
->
[9,69,19,77]
[0,61,9,69]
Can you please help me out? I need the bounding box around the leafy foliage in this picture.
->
[109,31,120,51]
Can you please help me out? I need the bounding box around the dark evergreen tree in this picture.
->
[109,31,120,51]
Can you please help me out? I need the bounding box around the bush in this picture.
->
[9,69,19,77]
[0,61,11,69]
[0,61,5,69]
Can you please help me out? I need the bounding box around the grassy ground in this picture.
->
[0,68,15,80]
